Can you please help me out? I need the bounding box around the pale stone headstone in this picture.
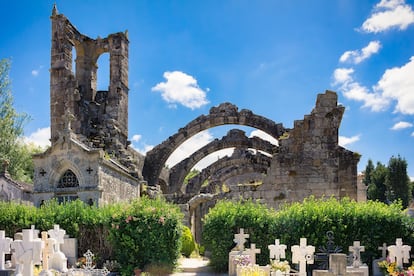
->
[388,238,411,267]
[47,225,68,272]
[39,231,56,276]
[61,235,77,267]
[349,241,365,268]
[233,228,249,251]
[292,238,315,276]
[372,243,387,276]
[0,231,12,270]
[246,243,261,266]
[313,254,364,276]
[268,239,287,261]
[11,228,43,276]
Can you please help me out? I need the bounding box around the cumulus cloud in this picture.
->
[131,134,142,142]
[152,71,209,109]
[361,0,414,33]
[339,135,361,147]
[375,56,414,114]
[23,127,51,148]
[339,41,381,64]
[332,68,390,111]
[390,121,413,130]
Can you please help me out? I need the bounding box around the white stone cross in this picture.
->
[39,231,56,274]
[11,228,43,276]
[268,239,287,260]
[83,249,96,270]
[246,243,261,265]
[48,225,65,252]
[349,241,365,268]
[388,238,411,267]
[291,238,315,276]
[378,243,387,259]
[0,230,12,270]
[234,228,249,251]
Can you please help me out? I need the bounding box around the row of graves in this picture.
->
[0,225,110,276]
[229,228,412,276]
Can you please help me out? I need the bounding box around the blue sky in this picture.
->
[1,0,414,179]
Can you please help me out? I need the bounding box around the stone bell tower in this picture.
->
[50,4,130,160]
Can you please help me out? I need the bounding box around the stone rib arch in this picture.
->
[143,102,287,186]
[168,129,277,194]
[186,149,272,194]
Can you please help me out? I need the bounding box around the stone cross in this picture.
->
[39,231,55,274]
[292,238,315,276]
[83,249,96,270]
[11,228,43,276]
[313,254,364,276]
[378,243,387,259]
[0,230,12,270]
[387,238,411,267]
[246,243,261,265]
[48,225,65,252]
[233,228,249,251]
[268,239,287,260]
[349,241,365,268]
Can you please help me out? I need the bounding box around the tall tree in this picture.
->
[386,155,410,208]
[0,58,34,182]
[363,159,374,186]
[366,161,387,203]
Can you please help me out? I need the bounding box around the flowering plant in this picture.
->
[234,254,251,267]
[378,258,414,276]
[270,260,290,272]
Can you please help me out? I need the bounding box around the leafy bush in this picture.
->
[181,225,196,257]
[108,196,183,275]
[202,197,414,272]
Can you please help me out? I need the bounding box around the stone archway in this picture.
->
[143,102,287,186]
[167,129,277,194]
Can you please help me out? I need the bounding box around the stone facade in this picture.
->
[0,161,32,204]
[31,5,143,206]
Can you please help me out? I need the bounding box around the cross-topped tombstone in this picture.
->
[269,239,287,261]
[83,249,95,270]
[39,231,56,276]
[0,231,12,270]
[378,243,387,259]
[349,241,365,268]
[11,228,43,276]
[292,238,315,276]
[313,254,364,276]
[233,228,249,251]
[388,238,411,267]
[246,243,261,265]
[47,225,68,272]
[315,231,342,270]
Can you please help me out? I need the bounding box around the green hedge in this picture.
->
[202,197,414,272]
[0,197,183,274]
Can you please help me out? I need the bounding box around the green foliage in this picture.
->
[202,197,414,272]
[0,58,34,182]
[202,199,276,271]
[184,169,200,185]
[180,225,196,257]
[0,201,38,236]
[108,196,183,275]
[386,155,411,208]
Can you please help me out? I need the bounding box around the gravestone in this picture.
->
[388,238,411,267]
[269,239,287,261]
[292,238,315,276]
[39,231,56,276]
[67,249,109,276]
[314,231,342,270]
[347,241,368,276]
[229,228,251,276]
[0,231,12,270]
[372,243,387,276]
[313,254,364,276]
[47,225,68,272]
[246,244,261,266]
[61,235,77,267]
[11,228,42,276]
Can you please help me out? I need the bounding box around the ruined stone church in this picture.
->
[1,6,366,218]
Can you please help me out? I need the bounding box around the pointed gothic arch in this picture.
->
[57,169,79,188]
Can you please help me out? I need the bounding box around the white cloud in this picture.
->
[31,70,39,76]
[391,121,413,130]
[375,56,414,114]
[332,68,390,111]
[339,135,360,147]
[361,0,414,33]
[23,127,51,148]
[249,129,279,146]
[131,134,142,142]
[339,41,381,64]
[166,130,214,167]
[411,132,414,137]
[152,71,209,109]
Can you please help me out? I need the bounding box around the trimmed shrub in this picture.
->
[108,196,183,275]
[181,225,196,257]
[202,197,414,272]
